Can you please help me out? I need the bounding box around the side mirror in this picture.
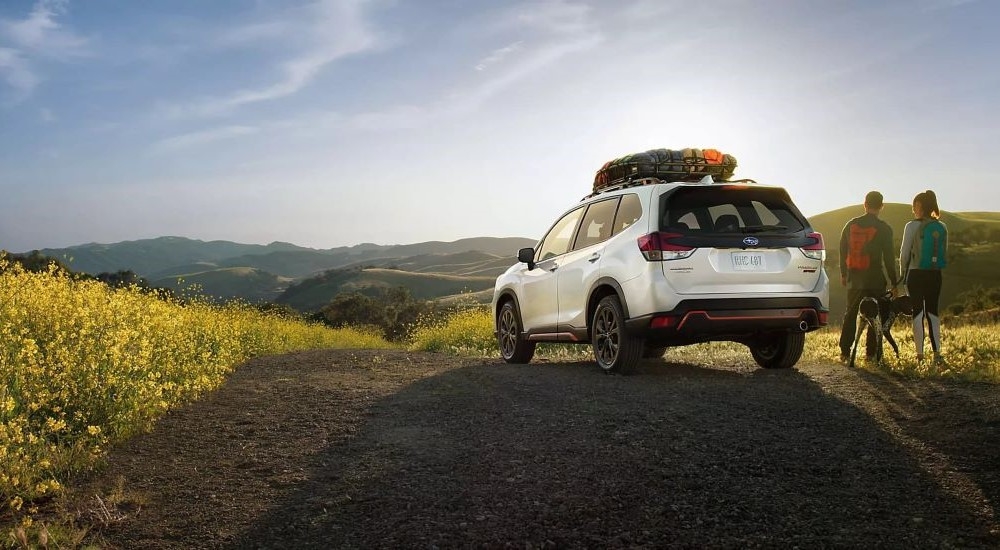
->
[517,247,536,270]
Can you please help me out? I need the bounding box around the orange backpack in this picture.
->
[845,223,877,270]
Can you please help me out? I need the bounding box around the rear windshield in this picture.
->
[658,186,807,234]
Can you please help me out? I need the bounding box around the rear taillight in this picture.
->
[801,232,825,261]
[637,232,695,261]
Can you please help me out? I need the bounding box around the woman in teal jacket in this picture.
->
[898,190,948,364]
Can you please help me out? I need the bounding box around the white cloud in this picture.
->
[921,0,980,9]
[455,36,601,115]
[335,1,604,133]
[345,33,601,133]
[350,104,429,131]
[0,0,89,100]
[0,0,90,59]
[164,0,381,118]
[150,125,259,154]
[513,0,594,35]
[215,21,291,48]
[0,47,38,98]
[475,42,522,71]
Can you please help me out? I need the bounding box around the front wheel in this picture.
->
[749,331,805,369]
[498,301,536,364]
[592,295,642,374]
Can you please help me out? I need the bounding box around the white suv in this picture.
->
[492,177,829,373]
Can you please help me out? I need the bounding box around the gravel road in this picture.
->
[75,350,1000,548]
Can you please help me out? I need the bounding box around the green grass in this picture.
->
[803,323,1000,383]
[412,308,1000,383]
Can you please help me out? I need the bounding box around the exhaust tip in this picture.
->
[799,320,809,332]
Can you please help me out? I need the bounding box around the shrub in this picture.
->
[319,287,432,342]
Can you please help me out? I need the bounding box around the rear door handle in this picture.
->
[588,253,601,263]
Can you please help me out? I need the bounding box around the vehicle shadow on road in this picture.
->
[218,352,999,549]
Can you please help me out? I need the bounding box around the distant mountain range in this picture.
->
[24,236,535,309]
[12,205,1000,318]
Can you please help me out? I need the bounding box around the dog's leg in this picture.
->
[849,317,867,368]
[882,311,900,358]
[874,314,884,367]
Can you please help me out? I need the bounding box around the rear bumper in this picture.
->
[625,297,828,345]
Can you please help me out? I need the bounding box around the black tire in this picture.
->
[592,295,643,374]
[643,345,667,359]
[497,301,535,364]
[749,331,805,369]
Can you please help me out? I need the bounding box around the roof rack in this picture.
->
[583,176,667,199]
[584,175,760,200]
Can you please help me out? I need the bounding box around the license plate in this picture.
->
[731,251,766,271]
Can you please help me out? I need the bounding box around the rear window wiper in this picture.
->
[741,224,789,233]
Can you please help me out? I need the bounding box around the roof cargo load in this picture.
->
[593,148,737,192]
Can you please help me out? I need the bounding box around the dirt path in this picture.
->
[73,350,1000,548]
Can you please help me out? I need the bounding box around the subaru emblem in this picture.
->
[743,236,759,247]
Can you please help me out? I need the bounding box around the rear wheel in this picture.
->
[498,301,535,364]
[749,331,805,369]
[592,295,642,374]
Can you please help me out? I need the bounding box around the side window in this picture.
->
[536,207,585,261]
[612,194,642,235]
[573,198,620,250]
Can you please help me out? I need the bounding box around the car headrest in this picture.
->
[714,214,740,232]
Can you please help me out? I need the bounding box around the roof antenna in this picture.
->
[699,175,715,184]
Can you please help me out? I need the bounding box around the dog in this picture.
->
[849,292,913,368]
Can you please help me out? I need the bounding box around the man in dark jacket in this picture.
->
[839,191,898,361]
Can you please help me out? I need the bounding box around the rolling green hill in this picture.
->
[153,267,294,303]
[37,237,311,276]
[149,261,223,280]
[277,267,497,312]
[142,247,522,307]
[30,236,533,280]
[342,250,516,277]
[216,250,360,279]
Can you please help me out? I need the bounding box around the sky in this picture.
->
[1,0,998,253]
